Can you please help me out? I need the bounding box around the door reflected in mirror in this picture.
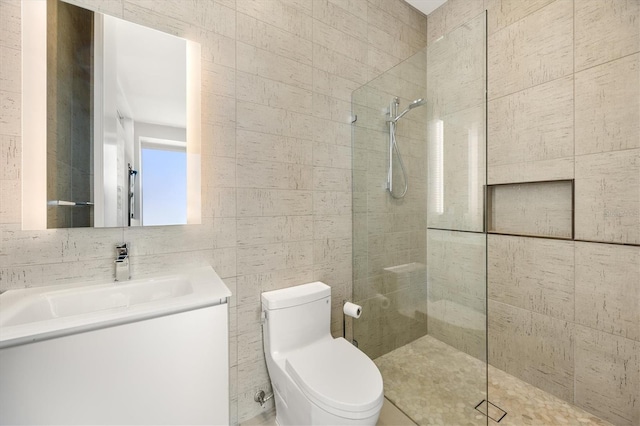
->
[22,0,201,229]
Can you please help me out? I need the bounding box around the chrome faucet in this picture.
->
[115,243,130,282]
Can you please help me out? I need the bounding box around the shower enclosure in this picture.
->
[351,11,487,425]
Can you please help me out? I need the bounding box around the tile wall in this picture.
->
[0,0,427,423]
[428,0,639,425]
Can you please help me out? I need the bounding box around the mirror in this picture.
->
[22,0,201,229]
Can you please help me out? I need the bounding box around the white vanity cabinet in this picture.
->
[0,266,230,425]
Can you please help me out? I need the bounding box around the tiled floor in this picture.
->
[240,398,417,426]
[376,335,612,426]
[243,335,612,426]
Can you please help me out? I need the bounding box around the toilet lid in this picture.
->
[285,337,384,415]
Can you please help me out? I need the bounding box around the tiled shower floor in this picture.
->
[375,335,612,425]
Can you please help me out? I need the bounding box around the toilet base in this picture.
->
[272,379,382,426]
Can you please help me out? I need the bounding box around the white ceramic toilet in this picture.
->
[261,282,384,426]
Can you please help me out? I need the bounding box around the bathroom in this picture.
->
[0,0,638,425]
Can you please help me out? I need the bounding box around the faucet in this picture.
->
[115,243,130,282]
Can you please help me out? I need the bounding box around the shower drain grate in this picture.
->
[475,399,507,423]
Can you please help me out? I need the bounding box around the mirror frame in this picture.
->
[21,0,201,230]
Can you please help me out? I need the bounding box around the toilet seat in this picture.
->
[285,337,384,419]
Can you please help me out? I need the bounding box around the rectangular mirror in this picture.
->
[22,0,201,229]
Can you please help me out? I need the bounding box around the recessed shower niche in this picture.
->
[487,180,574,239]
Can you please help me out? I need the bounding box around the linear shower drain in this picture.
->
[475,399,507,423]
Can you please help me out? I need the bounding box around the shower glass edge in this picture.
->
[351,11,488,426]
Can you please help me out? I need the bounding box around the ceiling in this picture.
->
[404,0,448,16]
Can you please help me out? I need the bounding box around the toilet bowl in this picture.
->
[261,282,384,426]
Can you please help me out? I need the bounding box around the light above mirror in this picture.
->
[22,0,201,230]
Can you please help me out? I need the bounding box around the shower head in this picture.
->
[389,98,426,122]
[408,98,426,109]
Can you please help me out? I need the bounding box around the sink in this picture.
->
[0,265,231,348]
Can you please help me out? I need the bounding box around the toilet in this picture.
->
[261,282,384,426]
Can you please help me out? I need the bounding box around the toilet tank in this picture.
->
[262,282,332,355]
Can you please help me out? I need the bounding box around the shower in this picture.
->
[386,97,426,199]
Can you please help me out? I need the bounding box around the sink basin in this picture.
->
[0,266,231,348]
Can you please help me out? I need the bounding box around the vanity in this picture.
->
[0,266,231,425]
[5,1,230,424]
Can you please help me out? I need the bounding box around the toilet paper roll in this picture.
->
[343,302,362,319]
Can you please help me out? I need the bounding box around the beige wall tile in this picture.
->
[312,141,351,169]
[236,241,313,276]
[312,43,370,85]
[575,242,640,341]
[236,101,313,139]
[312,191,351,216]
[574,326,640,426]
[312,166,351,192]
[575,149,640,245]
[489,300,575,402]
[488,0,573,99]
[237,12,312,66]
[427,229,486,317]
[236,159,313,190]
[236,0,312,40]
[236,189,312,217]
[575,54,640,155]
[313,236,351,264]
[426,0,485,45]
[66,0,123,17]
[236,216,312,246]
[427,15,485,116]
[236,72,313,115]
[575,0,640,72]
[0,179,19,224]
[488,76,573,174]
[488,180,573,239]
[236,130,312,166]
[486,0,556,35]
[313,0,367,42]
[202,61,235,98]
[0,90,19,136]
[488,235,574,321]
[0,0,21,50]
[313,18,367,64]
[312,93,352,123]
[236,41,311,91]
[312,68,360,103]
[488,157,574,185]
[0,45,19,93]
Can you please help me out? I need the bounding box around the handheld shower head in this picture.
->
[409,98,426,108]
[389,98,426,122]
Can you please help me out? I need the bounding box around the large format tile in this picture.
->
[574,326,640,426]
[488,0,573,99]
[426,0,485,46]
[488,235,574,322]
[575,0,640,72]
[488,76,573,181]
[575,242,640,341]
[489,300,575,402]
[485,0,556,35]
[575,54,640,155]
[488,157,573,185]
[575,149,640,245]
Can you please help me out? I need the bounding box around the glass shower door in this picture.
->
[351,11,487,426]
